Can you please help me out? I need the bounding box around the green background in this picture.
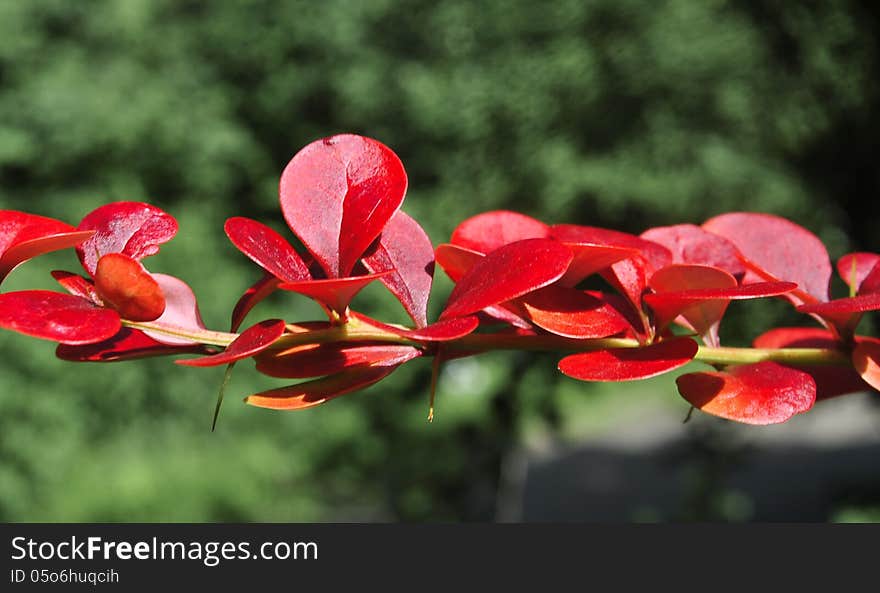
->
[1,0,878,521]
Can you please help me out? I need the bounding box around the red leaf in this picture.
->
[279,272,390,317]
[224,217,311,283]
[245,365,399,410]
[852,338,880,392]
[702,212,831,305]
[640,224,746,279]
[362,210,434,327]
[435,243,484,282]
[557,243,638,287]
[351,311,479,342]
[752,327,872,399]
[176,319,286,367]
[230,273,280,332]
[0,210,95,283]
[836,253,880,295]
[519,285,630,339]
[440,238,573,320]
[255,343,421,378]
[0,290,120,345]
[76,202,178,276]
[676,362,816,425]
[139,274,207,345]
[93,253,165,322]
[797,293,880,315]
[558,337,698,381]
[450,210,550,254]
[279,134,407,278]
[51,270,101,303]
[56,327,207,361]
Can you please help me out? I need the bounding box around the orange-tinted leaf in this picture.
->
[255,343,421,378]
[558,337,698,381]
[434,243,483,282]
[280,134,407,278]
[852,338,880,392]
[245,365,398,410]
[224,217,311,283]
[93,253,165,321]
[676,362,816,425]
[450,210,550,254]
[519,285,629,339]
[440,238,573,320]
[0,290,120,345]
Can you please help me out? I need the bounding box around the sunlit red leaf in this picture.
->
[440,238,573,320]
[797,293,880,315]
[852,338,880,392]
[0,210,95,283]
[676,362,816,425]
[0,290,120,345]
[224,217,311,283]
[519,285,629,339]
[77,202,178,276]
[361,211,434,328]
[140,274,207,346]
[837,253,880,295]
[51,270,101,303]
[435,243,483,282]
[176,319,286,368]
[351,311,479,342]
[279,272,390,316]
[702,212,831,305]
[558,337,698,381]
[255,343,421,378]
[245,365,399,410]
[450,210,550,254]
[280,134,407,278]
[93,253,165,321]
[640,224,746,279]
[557,243,638,287]
[56,327,208,361]
[230,273,281,332]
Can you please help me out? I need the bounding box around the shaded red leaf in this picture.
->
[0,210,95,283]
[440,238,573,320]
[279,272,390,316]
[519,285,630,339]
[280,134,407,278]
[702,212,831,305]
[796,293,880,315]
[255,343,421,378]
[76,202,178,276]
[51,270,101,303]
[140,274,207,346]
[557,242,638,287]
[245,365,399,410]
[361,210,434,327]
[640,224,746,279]
[558,337,698,381]
[0,290,120,345]
[351,311,480,342]
[836,253,880,295]
[852,338,880,392]
[176,319,286,368]
[93,253,165,322]
[56,327,208,361]
[450,210,550,254]
[230,273,281,332]
[224,217,311,283]
[676,362,816,425]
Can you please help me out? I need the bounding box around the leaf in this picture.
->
[76,202,178,276]
[224,217,312,283]
[702,212,831,305]
[836,253,880,295]
[361,210,434,328]
[519,285,630,339]
[93,253,165,322]
[676,362,816,425]
[51,270,102,303]
[450,210,550,254]
[245,365,399,410]
[0,290,120,345]
[852,338,880,392]
[176,319,286,367]
[557,243,639,288]
[230,273,281,332]
[139,274,207,345]
[435,243,484,282]
[440,238,573,320]
[558,337,698,381]
[56,327,208,361]
[640,224,746,279]
[279,272,390,317]
[255,343,421,378]
[279,134,407,278]
[0,210,95,283]
[351,312,480,341]
[797,293,880,315]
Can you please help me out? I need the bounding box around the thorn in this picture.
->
[212,363,236,432]
[427,352,442,423]
[682,406,695,424]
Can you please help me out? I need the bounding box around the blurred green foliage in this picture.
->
[1,0,877,521]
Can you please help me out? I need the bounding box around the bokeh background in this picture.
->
[1,0,879,522]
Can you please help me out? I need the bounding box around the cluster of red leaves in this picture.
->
[1,134,877,426]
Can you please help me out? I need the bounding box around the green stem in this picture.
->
[121,320,238,347]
